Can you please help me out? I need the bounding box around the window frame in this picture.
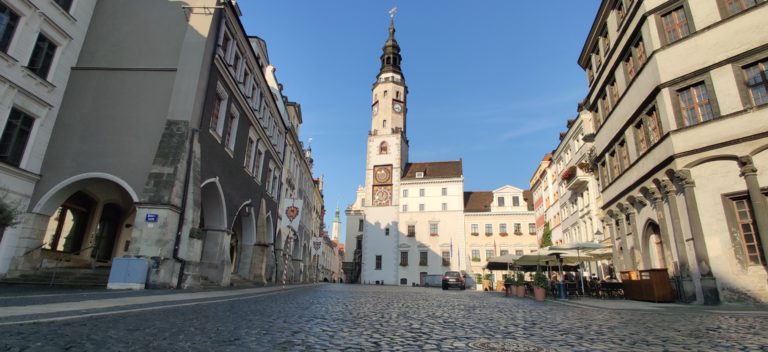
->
[657,3,694,46]
[740,57,768,108]
[27,33,58,80]
[0,107,35,167]
[722,192,766,267]
[672,78,720,128]
[0,4,20,54]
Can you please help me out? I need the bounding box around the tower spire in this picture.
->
[379,7,402,78]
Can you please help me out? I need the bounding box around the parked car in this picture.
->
[442,271,466,290]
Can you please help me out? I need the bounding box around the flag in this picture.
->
[450,237,454,258]
[494,238,497,256]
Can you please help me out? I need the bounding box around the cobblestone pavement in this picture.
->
[1,284,767,351]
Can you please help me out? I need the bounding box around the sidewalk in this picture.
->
[548,296,768,314]
[0,283,316,325]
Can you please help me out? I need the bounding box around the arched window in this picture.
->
[386,57,392,65]
[379,141,388,154]
[383,90,388,97]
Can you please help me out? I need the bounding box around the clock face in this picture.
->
[374,186,392,206]
[374,166,391,184]
[393,102,403,113]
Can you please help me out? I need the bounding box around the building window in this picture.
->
[647,107,663,144]
[730,196,765,266]
[407,225,415,237]
[430,223,438,236]
[661,7,690,44]
[419,188,425,197]
[471,249,480,262]
[375,255,382,270]
[358,219,364,232]
[471,224,479,236]
[624,54,636,81]
[402,204,408,212]
[513,196,520,207]
[515,250,524,256]
[253,145,264,179]
[0,4,19,53]
[403,189,408,198]
[385,227,390,236]
[500,249,509,256]
[400,251,408,266]
[485,224,493,236]
[618,141,630,170]
[635,120,649,154]
[441,187,447,196]
[442,251,450,266]
[244,136,256,171]
[224,109,239,151]
[485,249,493,259]
[28,34,58,80]
[634,38,647,67]
[42,192,93,253]
[419,204,424,211]
[0,108,34,167]
[744,59,768,106]
[600,29,610,57]
[441,203,447,211]
[419,251,428,266]
[609,80,619,104]
[210,88,228,136]
[498,197,505,206]
[54,0,73,12]
[529,223,536,234]
[379,141,388,154]
[499,223,507,234]
[725,0,758,15]
[609,151,620,178]
[678,82,715,127]
[615,0,626,25]
[514,223,522,235]
[600,161,610,189]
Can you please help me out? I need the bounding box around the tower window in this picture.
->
[383,90,388,97]
[383,120,387,128]
[386,57,392,65]
[379,141,388,154]
[396,91,401,99]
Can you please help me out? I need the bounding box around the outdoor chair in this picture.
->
[565,281,579,299]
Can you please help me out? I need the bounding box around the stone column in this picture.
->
[660,179,690,278]
[739,156,768,263]
[613,207,633,270]
[618,203,639,270]
[628,196,650,270]
[676,170,719,304]
[648,187,675,271]
[604,213,621,275]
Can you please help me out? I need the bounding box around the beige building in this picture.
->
[0,0,96,276]
[579,0,768,303]
[464,186,537,285]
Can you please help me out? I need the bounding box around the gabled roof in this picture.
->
[402,160,462,179]
[464,192,493,212]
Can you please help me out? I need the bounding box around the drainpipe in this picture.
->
[173,128,198,289]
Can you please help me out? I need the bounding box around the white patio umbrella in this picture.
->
[550,242,610,295]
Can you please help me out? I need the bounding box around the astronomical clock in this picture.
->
[373,165,393,206]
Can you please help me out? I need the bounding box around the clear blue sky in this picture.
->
[240,1,601,241]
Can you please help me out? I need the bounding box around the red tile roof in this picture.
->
[402,160,462,179]
[463,192,493,212]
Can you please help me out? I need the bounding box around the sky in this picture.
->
[239,1,601,242]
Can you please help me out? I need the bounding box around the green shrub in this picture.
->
[533,271,548,288]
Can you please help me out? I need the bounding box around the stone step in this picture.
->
[1,268,111,287]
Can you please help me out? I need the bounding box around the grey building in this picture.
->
[2,0,308,288]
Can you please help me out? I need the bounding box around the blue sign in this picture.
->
[145,214,159,222]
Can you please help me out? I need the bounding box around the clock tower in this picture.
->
[366,16,409,208]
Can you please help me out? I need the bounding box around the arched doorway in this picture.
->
[230,202,256,279]
[25,174,137,276]
[199,179,228,286]
[644,222,666,269]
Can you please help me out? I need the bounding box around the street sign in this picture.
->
[145,214,159,222]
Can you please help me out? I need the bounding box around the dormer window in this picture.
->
[415,171,424,178]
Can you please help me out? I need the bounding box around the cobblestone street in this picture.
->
[1,284,767,351]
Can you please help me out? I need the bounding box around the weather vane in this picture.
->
[389,7,397,22]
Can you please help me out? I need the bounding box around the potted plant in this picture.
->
[514,272,526,297]
[533,270,548,302]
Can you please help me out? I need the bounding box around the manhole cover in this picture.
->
[467,339,545,352]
